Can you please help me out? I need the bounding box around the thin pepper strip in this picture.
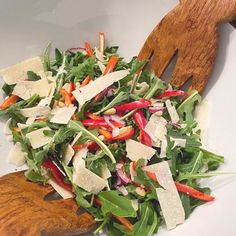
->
[42,160,72,192]
[133,110,152,147]
[86,112,104,121]
[0,95,19,110]
[145,171,214,202]
[156,90,184,99]
[85,42,93,57]
[80,75,91,87]
[82,119,123,128]
[115,98,152,112]
[98,128,112,140]
[60,88,72,105]
[103,55,119,75]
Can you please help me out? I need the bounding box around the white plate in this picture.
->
[0,0,236,235]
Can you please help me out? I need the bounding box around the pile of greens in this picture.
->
[0,41,224,236]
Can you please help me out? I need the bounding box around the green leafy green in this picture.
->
[27,71,41,81]
[99,190,137,217]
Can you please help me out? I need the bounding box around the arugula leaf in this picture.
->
[131,202,159,236]
[177,90,201,122]
[53,127,75,145]
[99,190,137,217]
[42,43,52,71]
[27,71,41,81]
[2,83,15,96]
[144,76,166,99]
[179,193,191,219]
[55,48,63,65]
[68,120,116,163]
[95,91,130,115]
[25,169,46,183]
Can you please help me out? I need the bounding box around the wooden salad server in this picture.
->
[1,1,236,235]
[138,0,236,94]
[0,171,96,235]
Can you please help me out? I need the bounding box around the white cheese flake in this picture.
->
[26,117,36,125]
[143,162,185,230]
[126,139,156,161]
[170,137,186,149]
[8,142,27,167]
[63,144,75,165]
[165,99,180,124]
[72,70,129,109]
[144,114,167,142]
[71,132,82,146]
[95,47,106,63]
[72,167,107,194]
[48,179,73,199]
[0,57,44,85]
[20,106,51,118]
[97,61,106,74]
[12,78,51,100]
[160,138,168,158]
[101,165,111,179]
[50,106,76,124]
[17,123,29,130]
[26,127,52,149]
[4,118,12,136]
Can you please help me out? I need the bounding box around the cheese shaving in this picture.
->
[8,142,27,166]
[144,162,185,230]
[126,139,156,161]
[72,70,129,109]
[48,179,73,199]
[0,57,44,85]
[20,106,51,118]
[170,137,186,149]
[50,106,76,124]
[63,144,75,165]
[165,99,180,123]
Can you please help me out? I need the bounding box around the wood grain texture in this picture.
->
[138,0,236,93]
[0,171,96,236]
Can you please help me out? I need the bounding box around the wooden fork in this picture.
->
[138,0,236,94]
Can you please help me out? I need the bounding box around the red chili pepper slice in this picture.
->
[103,55,119,75]
[115,98,152,112]
[82,119,123,128]
[85,42,93,57]
[60,88,72,105]
[145,171,214,202]
[87,141,100,151]
[139,130,152,147]
[0,95,19,110]
[72,144,85,151]
[98,128,112,140]
[112,127,135,141]
[156,90,184,99]
[42,160,72,192]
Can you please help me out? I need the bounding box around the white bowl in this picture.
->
[0,1,236,235]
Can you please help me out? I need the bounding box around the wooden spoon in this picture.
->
[0,171,96,236]
[138,0,236,94]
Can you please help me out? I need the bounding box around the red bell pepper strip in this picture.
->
[85,42,93,57]
[133,110,152,146]
[98,128,112,140]
[68,82,75,94]
[87,141,100,151]
[85,112,104,121]
[82,119,123,128]
[115,98,152,112]
[103,55,119,75]
[42,160,72,192]
[145,171,214,202]
[80,75,91,87]
[60,88,72,105]
[0,95,19,110]
[156,90,184,99]
[112,127,135,141]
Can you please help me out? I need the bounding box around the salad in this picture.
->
[0,33,225,236]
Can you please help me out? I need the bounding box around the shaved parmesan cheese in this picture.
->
[97,61,106,74]
[144,114,167,142]
[101,165,111,179]
[17,123,29,130]
[71,132,82,146]
[160,138,168,158]
[0,57,44,85]
[63,144,75,165]
[95,47,106,63]
[26,127,52,149]
[144,162,185,230]
[131,199,139,211]
[26,117,36,125]
[170,137,186,149]
[165,100,179,123]
[126,139,156,161]
[12,78,51,100]
[72,70,129,109]
[48,179,73,199]
[8,142,27,166]
[73,156,86,170]
[72,167,107,194]
[50,106,76,124]
[20,106,51,118]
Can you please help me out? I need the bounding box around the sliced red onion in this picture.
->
[148,106,166,113]
[115,164,130,186]
[67,47,85,53]
[117,186,129,196]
